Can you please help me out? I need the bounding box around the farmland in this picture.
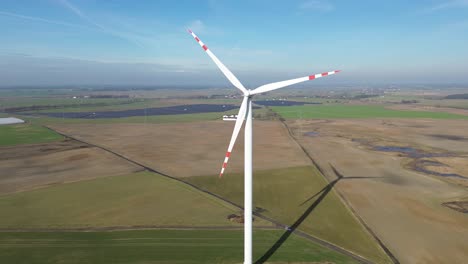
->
[271,104,468,119]
[0,124,63,146]
[0,139,142,194]
[49,121,311,177]
[0,230,357,264]
[2,85,468,263]
[0,171,251,228]
[38,119,392,262]
[0,130,362,263]
[185,166,391,264]
[286,118,468,264]
[23,111,235,125]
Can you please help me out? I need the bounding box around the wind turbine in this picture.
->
[188,29,339,264]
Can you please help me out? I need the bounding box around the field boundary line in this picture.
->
[45,125,374,264]
[278,118,400,264]
[0,226,277,232]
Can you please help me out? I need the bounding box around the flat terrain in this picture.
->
[0,139,142,194]
[40,104,239,119]
[24,111,237,125]
[286,118,468,264]
[49,121,311,177]
[387,104,468,116]
[0,171,252,228]
[272,104,468,119]
[47,121,389,262]
[0,124,63,146]
[185,166,391,264]
[0,230,357,264]
[3,88,468,263]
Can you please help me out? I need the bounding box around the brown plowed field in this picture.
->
[0,139,142,194]
[287,118,468,264]
[50,121,310,177]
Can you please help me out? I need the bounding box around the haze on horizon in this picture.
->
[1,0,468,87]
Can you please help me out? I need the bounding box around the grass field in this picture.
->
[22,109,242,125]
[184,166,392,264]
[1,96,240,114]
[0,230,357,264]
[0,124,63,146]
[0,171,250,228]
[272,104,468,119]
[0,97,133,108]
[19,98,175,113]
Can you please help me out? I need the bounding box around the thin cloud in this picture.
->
[185,20,223,36]
[0,10,90,29]
[0,53,200,85]
[424,0,468,12]
[187,19,205,33]
[299,0,334,12]
[56,0,147,47]
[57,0,114,32]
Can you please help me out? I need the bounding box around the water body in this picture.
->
[373,145,466,179]
[303,131,319,137]
[413,164,467,179]
[41,104,240,119]
[430,134,468,141]
[372,146,452,158]
[373,146,418,155]
[254,100,321,106]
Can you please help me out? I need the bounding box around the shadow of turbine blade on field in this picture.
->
[255,164,383,264]
[300,165,382,206]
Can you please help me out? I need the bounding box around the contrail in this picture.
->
[0,10,89,29]
[57,0,106,31]
[56,0,146,47]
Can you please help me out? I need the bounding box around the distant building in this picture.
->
[0,117,25,125]
[223,115,238,121]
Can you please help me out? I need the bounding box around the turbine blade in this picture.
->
[219,96,248,177]
[250,70,340,95]
[188,29,248,95]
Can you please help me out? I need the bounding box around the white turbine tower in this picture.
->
[188,29,340,264]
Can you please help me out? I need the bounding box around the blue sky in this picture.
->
[1,0,468,86]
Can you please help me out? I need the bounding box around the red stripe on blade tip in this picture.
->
[322,72,328,76]
[226,152,231,158]
[195,37,200,42]
[202,45,208,51]
[222,162,228,168]
[309,75,315,80]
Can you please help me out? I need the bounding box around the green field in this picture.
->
[0,171,359,263]
[22,110,238,125]
[0,230,357,264]
[18,98,174,113]
[0,96,240,114]
[0,171,254,228]
[184,166,392,264]
[0,124,63,146]
[272,104,468,119]
[0,97,133,108]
